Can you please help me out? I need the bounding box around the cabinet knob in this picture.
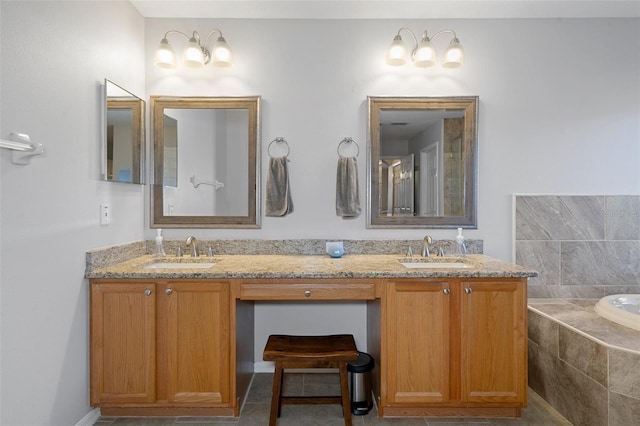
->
[165,288,173,295]
[443,288,450,295]
[144,289,152,296]
[464,287,472,294]
[304,290,312,297]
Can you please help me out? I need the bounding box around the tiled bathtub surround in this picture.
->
[528,299,640,426]
[86,238,483,272]
[515,195,640,298]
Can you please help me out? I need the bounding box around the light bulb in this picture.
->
[442,38,464,68]
[182,37,205,68]
[412,36,436,67]
[386,35,407,66]
[211,36,233,66]
[154,38,177,69]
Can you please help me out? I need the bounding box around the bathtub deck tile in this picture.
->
[571,316,640,353]
[528,301,583,319]
[564,298,598,312]
[528,300,640,354]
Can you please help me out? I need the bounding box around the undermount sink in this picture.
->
[142,258,216,269]
[398,258,473,269]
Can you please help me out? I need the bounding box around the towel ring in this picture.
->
[337,137,359,158]
[268,137,290,158]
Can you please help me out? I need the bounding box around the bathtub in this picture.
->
[595,294,640,331]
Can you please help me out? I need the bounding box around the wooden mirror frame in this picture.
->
[151,96,261,228]
[103,79,146,184]
[367,96,478,229]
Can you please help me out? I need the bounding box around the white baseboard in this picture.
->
[76,408,100,426]
[255,361,275,372]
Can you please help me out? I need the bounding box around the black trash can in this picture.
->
[347,351,375,415]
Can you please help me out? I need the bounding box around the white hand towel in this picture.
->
[336,156,361,217]
[266,156,293,216]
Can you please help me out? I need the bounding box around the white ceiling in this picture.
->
[130,0,640,19]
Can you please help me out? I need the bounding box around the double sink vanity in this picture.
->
[97,81,533,419]
[87,244,537,419]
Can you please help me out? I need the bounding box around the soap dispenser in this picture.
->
[455,227,467,257]
[155,229,166,257]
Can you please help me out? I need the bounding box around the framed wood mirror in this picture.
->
[367,96,478,228]
[103,79,145,184]
[151,96,261,228]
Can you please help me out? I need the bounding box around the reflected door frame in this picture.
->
[420,142,443,217]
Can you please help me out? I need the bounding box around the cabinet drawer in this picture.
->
[239,281,376,300]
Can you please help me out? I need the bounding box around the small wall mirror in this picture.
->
[367,96,478,228]
[151,96,260,228]
[103,79,145,184]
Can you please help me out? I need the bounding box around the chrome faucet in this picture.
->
[186,236,198,257]
[421,235,432,257]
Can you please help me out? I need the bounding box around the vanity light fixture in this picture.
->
[154,29,232,69]
[386,27,464,68]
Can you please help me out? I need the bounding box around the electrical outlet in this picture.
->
[100,203,111,225]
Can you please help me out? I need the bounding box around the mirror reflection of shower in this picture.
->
[379,109,464,217]
[379,155,414,216]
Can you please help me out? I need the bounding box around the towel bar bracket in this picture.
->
[189,174,224,190]
[0,132,45,165]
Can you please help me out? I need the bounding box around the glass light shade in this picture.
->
[412,38,436,67]
[154,38,177,69]
[442,38,464,68]
[211,36,233,66]
[386,35,407,66]
[182,37,205,68]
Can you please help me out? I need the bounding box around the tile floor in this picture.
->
[94,373,572,425]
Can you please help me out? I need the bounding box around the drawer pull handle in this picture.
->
[304,290,312,297]
[165,288,173,295]
[144,289,152,296]
[464,287,472,294]
[443,288,450,295]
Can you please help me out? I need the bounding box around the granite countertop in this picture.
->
[86,254,538,280]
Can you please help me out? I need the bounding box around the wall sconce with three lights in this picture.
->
[386,27,464,68]
[153,26,462,70]
[154,29,232,69]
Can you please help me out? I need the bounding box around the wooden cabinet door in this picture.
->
[159,281,231,405]
[386,280,451,404]
[459,279,527,404]
[90,281,156,405]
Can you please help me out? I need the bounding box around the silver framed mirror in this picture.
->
[151,96,261,228]
[367,96,478,228]
[103,79,145,184]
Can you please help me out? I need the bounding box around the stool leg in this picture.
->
[269,363,284,426]
[276,366,284,417]
[339,362,352,426]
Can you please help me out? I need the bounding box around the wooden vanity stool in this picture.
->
[263,334,359,426]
